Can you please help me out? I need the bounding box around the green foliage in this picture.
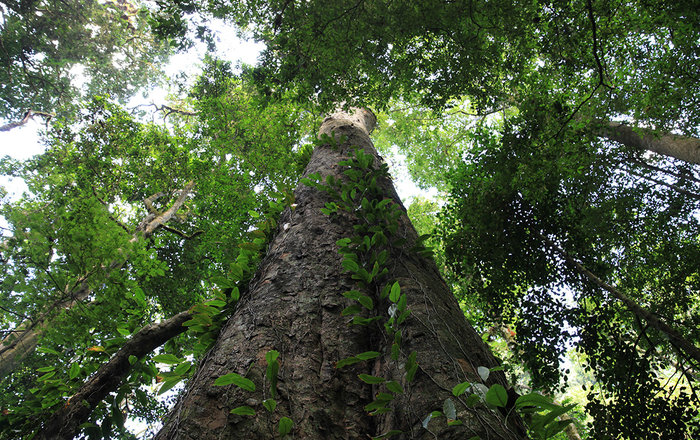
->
[438,112,700,436]
[0,65,315,437]
[0,0,171,121]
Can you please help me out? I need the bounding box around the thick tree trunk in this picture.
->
[155,109,526,439]
[599,121,700,165]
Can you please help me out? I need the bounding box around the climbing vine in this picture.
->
[303,139,577,440]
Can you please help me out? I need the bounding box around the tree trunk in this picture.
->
[0,181,196,378]
[155,109,526,439]
[599,121,700,165]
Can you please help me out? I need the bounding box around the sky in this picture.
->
[0,22,429,207]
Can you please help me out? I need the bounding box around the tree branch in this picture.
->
[0,182,197,378]
[540,234,700,366]
[0,109,54,132]
[33,311,192,440]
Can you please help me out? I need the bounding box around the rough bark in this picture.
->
[0,182,196,378]
[33,311,192,440]
[600,121,700,165]
[155,109,526,439]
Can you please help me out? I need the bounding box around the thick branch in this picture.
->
[0,109,54,132]
[0,275,92,378]
[33,311,192,440]
[138,181,196,238]
[600,121,700,165]
[541,235,700,365]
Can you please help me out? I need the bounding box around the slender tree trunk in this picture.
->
[599,121,700,165]
[0,182,196,378]
[155,109,526,439]
[540,234,700,366]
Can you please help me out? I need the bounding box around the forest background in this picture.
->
[0,0,698,439]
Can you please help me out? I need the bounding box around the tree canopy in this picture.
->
[1,0,698,438]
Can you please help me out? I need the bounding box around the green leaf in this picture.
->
[336,238,351,247]
[205,299,227,308]
[342,258,360,273]
[173,362,191,376]
[278,416,294,437]
[396,293,407,311]
[37,366,56,372]
[533,403,577,432]
[213,372,256,391]
[452,381,471,397]
[230,406,256,416]
[391,342,400,360]
[157,377,182,395]
[464,393,480,407]
[263,398,277,413]
[152,354,182,365]
[484,384,508,408]
[266,350,280,364]
[364,399,388,412]
[358,295,374,310]
[132,287,146,304]
[352,316,382,325]
[342,290,362,300]
[515,392,559,410]
[356,351,381,360]
[386,381,404,394]
[544,419,575,438]
[336,356,361,368]
[128,355,138,365]
[406,351,418,382]
[37,347,60,355]
[358,374,386,384]
[389,281,401,302]
[69,363,81,379]
[266,350,280,398]
[341,304,362,316]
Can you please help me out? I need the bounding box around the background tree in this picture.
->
[0,0,171,129]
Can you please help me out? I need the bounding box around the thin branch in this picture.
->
[619,164,700,200]
[629,156,700,185]
[539,233,700,366]
[160,225,204,240]
[585,0,612,90]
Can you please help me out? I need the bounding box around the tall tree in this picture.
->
[153,108,528,440]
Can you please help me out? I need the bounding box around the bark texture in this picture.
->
[601,121,700,165]
[155,109,526,439]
